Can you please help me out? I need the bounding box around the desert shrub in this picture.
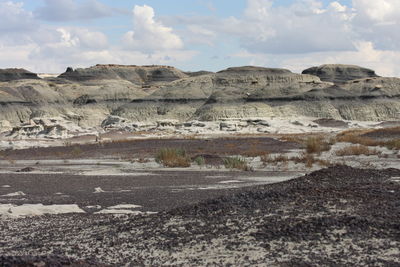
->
[335,145,380,156]
[336,129,382,146]
[224,156,250,171]
[273,154,289,163]
[193,156,205,166]
[63,140,72,146]
[290,152,332,168]
[385,139,400,150]
[261,153,288,164]
[305,136,332,154]
[260,152,272,165]
[156,148,191,168]
[291,152,315,168]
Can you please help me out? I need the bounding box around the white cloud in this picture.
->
[239,0,356,54]
[352,0,400,50]
[353,0,400,24]
[122,5,184,53]
[0,2,196,73]
[0,1,36,33]
[35,0,114,21]
[234,41,400,77]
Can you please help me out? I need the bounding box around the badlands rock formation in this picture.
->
[302,64,379,84]
[0,64,399,137]
[0,68,40,82]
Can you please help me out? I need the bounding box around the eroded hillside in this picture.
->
[0,64,399,137]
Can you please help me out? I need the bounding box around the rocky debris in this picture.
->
[1,166,399,265]
[58,64,188,85]
[100,115,152,132]
[0,120,12,133]
[73,94,97,105]
[247,119,270,126]
[0,68,40,82]
[16,167,36,173]
[8,117,84,139]
[302,64,379,84]
[219,122,237,131]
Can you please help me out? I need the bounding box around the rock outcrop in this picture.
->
[302,64,378,84]
[0,63,399,138]
[8,117,84,139]
[0,68,40,82]
[58,64,188,85]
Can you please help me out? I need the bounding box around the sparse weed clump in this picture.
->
[71,146,83,157]
[336,129,382,146]
[224,156,251,171]
[335,145,380,156]
[291,152,331,168]
[156,148,191,168]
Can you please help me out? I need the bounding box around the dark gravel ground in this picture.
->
[1,165,400,266]
[1,137,300,160]
[362,127,400,140]
[0,170,293,212]
[313,118,349,128]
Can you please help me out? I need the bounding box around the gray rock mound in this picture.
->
[0,68,40,82]
[58,64,188,85]
[302,64,378,83]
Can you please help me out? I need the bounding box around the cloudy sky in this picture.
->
[1,0,400,76]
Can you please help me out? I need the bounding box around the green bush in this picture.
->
[224,156,251,171]
[194,156,205,167]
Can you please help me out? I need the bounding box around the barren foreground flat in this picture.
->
[1,166,400,266]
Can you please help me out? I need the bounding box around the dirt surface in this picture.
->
[1,166,400,265]
[1,137,300,160]
[362,127,400,140]
[313,118,349,128]
[0,171,296,212]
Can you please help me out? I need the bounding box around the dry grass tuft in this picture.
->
[336,128,400,151]
[336,129,382,146]
[335,145,380,156]
[156,148,191,168]
[305,136,332,154]
[385,139,400,150]
[241,144,270,157]
[279,134,307,144]
[290,152,332,168]
[261,153,288,166]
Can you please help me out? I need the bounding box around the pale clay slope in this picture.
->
[0,64,399,139]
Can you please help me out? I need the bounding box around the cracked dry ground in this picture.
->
[1,165,400,266]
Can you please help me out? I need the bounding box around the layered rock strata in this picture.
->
[0,64,399,137]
